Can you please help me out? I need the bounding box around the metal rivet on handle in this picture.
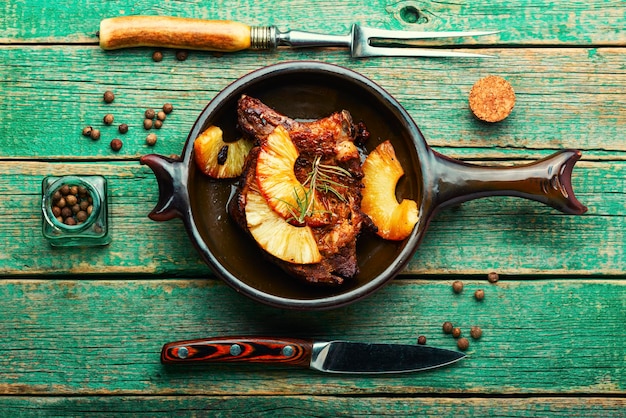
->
[230,344,242,356]
[177,346,189,359]
[282,345,294,357]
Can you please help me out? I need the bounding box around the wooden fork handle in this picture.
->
[99,16,252,51]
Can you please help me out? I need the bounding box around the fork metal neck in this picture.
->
[250,26,351,50]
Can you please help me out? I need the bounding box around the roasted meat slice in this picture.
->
[229,95,373,285]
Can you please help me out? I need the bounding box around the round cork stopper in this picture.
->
[469,75,515,122]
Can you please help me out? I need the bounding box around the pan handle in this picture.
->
[429,149,587,215]
[140,154,190,221]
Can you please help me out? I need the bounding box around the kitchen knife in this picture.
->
[99,16,498,58]
[161,336,465,374]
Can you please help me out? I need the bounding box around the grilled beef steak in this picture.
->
[229,95,374,285]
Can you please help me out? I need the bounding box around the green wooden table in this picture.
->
[1,1,624,416]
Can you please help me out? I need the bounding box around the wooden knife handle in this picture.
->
[99,16,252,51]
[161,336,314,367]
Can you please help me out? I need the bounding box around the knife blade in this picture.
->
[161,336,465,374]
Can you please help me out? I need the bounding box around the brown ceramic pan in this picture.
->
[141,61,586,310]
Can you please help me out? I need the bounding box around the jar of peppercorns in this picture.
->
[41,175,111,246]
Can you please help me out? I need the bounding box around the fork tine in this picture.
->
[358,26,501,41]
[353,47,494,59]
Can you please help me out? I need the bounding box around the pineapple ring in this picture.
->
[245,184,322,264]
[256,125,323,222]
[193,125,253,179]
[361,140,419,241]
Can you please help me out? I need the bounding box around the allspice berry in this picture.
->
[417,335,427,345]
[145,108,156,119]
[118,123,129,134]
[110,138,123,151]
[146,133,157,146]
[474,289,485,301]
[457,338,470,351]
[470,326,483,339]
[156,111,166,121]
[154,120,163,129]
[442,321,454,334]
[162,103,173,114]
[488,271,499,283]
[82,126,93,137]
[103,114,114,125]
[452,280,464,294]
[90,128,101,140]
[175,50,188,61]
[452,327,462,338]
[143,119,153,130]
[152,51,163,62]
[103,90,115,103]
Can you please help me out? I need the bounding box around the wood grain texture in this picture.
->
[0,396,624,417]
[0,159,622,276]
[0,47,624,160]
[0,279,623,395]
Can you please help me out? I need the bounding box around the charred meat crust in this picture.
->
[230,95,373,286]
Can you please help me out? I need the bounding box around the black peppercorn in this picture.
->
[417,335,427,345]
[488,271,499,283]
[110,138,123,151]
[145,108,156,119]
[146,133,157,146]
[175,50,188,61]
[118,123,128,134]
[474,289,485,301]
[152,51,163,62]
[103,90,115,103]
[143,119,153,130]
[452,280,464,294]
[90,128,101,140]
[457,338,469,351]
[452,327,462,338]
[156,111,166,121]
[103,114,114,125]
[442,321,453,334]
[162,103,173,114]
[82,126,93,137]
[470,326,483,339]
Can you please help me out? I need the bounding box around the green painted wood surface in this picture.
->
[0,279,624,395]
[1,0,624,415]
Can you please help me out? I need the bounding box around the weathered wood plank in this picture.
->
[0,47,624,160]
[0,159,622,276]
[1,0,624,46]
[0,279,623,395]
[0,396,624,417]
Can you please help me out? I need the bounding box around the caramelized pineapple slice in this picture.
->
[245,183,322,264]
[193,125,252,178]
[362,140,419,241]
[256,125,324,223]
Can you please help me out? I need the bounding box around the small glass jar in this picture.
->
[41,175,111,247]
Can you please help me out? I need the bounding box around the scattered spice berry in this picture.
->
[152,51,163,62]
[488,271,499,283]
[452,327,462,338]
[103,90,115,103]
[175,50,188,61]
[442,321,454,334]
[118,123,128,134]
[145,108,156,119]
[474,289,485,301]
[452,280,464,294]
[146,133,157,146]
[50,183,93,226]
[457,338,470,351]
[110,138,123,151]
[143,119,153,130]
[82,126,93,137]
[417,335,427,345]
[90,128,101,140]
[162,103,173,114]
[470,326,483,339]
[103,114,114,125]
[154,120,163,129]
[156,111,166,121]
